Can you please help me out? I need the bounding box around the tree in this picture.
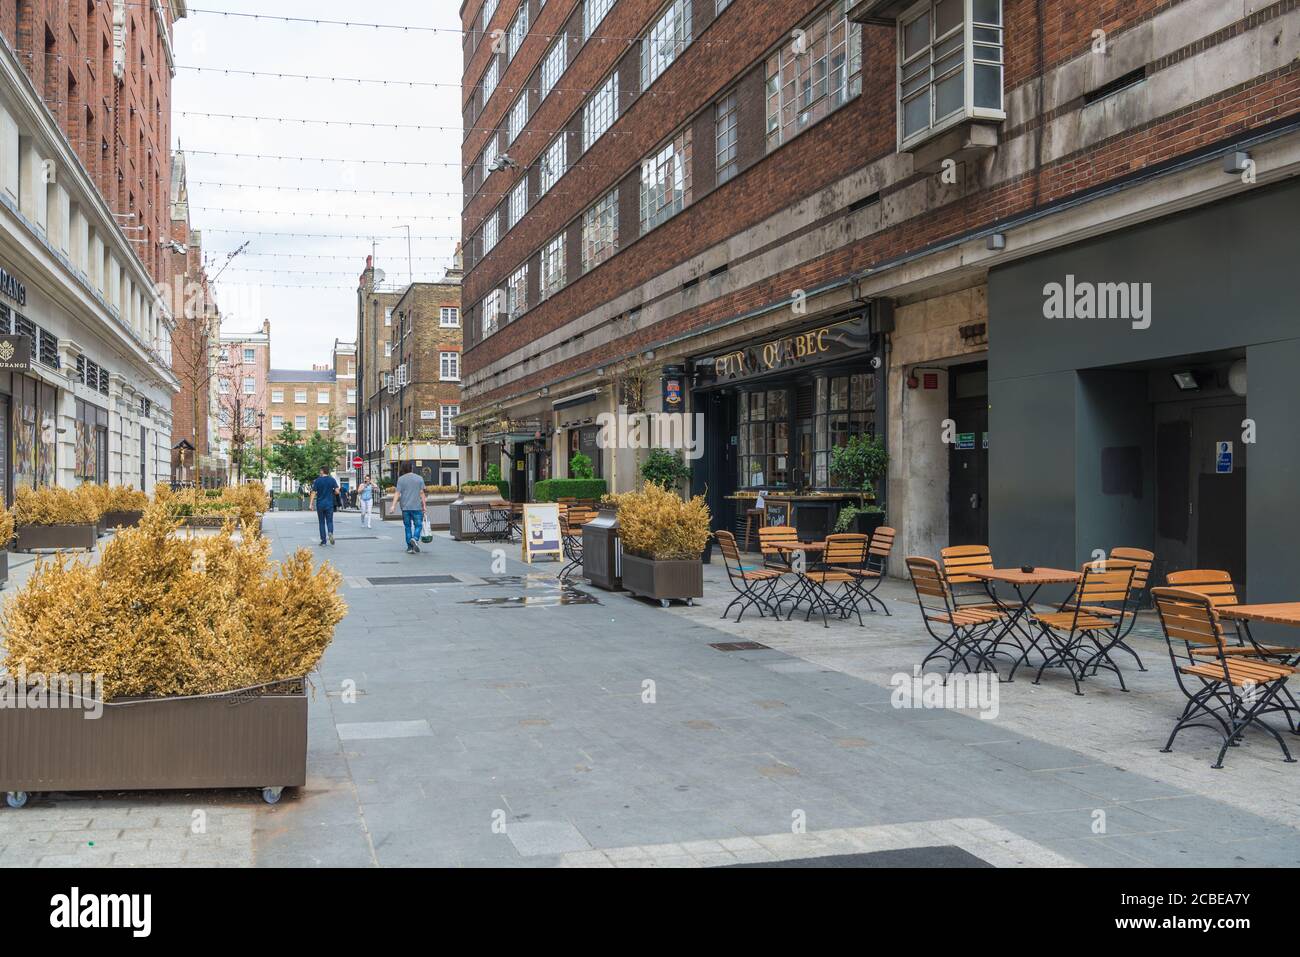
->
[217,367,265,485]
[266,424,309,490]
[302,431,346,482]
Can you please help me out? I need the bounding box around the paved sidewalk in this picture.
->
[3,510,1299,867]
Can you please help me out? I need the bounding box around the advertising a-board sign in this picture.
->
[522,503,562,564]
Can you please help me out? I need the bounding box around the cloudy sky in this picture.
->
[171,1,466,368]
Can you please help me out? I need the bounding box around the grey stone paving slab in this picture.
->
[336,719,433,740]
[505,820,591,856]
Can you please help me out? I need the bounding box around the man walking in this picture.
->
[309,466,340,546]
[392,463,427,553]
[357,475,378,529]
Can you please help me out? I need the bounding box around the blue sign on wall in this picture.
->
[1215,441,1233,474]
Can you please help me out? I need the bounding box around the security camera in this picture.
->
[870,356,883,370]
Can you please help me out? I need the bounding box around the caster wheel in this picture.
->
[261,786,283,805]
[659,599,670,609]
[686,598,694,607]
[6,791,29,809]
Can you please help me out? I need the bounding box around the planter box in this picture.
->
[621,554,703,607]
[0,682,307,803]
[424,492,458,531]
[0,549,7,588]
[449,493,508,540]
[274,496,304,512]
[15,523,97,552]
[380,496,403,522]
[179,516,264,537]
[101,509,144,530]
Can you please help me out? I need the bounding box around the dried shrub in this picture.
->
[424,485,459,494]
[0,504,13,546]
[612,482,711,561]
[0,503,346,700]
[460,483,500,494]
[13,486,100,526]
[80,484,148,514]
[158,483,266,531]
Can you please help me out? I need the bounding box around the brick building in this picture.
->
[215,321,269,483]
[265,341,358,493]
[0,0,185,497]
[356,258,464,487]
[457,0,1300,599]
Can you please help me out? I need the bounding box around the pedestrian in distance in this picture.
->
[391,463,427,553]
[357,475,378,529]
[309,467,340,546]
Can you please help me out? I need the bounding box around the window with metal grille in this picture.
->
[37,324,57,368]
[640,128,692,233]
[716,91,739,183]
[540,36,566,100]
[582,73,618,152]
[506,263,528,319]
[507,92,528,144]
[539,135,566,196]
[540,233,566,301]
[482,209,500,255]
[508,179,528,229]
[482,56,499,103]
[581,190,619,273]
[506,3,529,61]
[482,288,505,338]
[584,0,614,38]
[765,1,863,151]
[642,0,692,90]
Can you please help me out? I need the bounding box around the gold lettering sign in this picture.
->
[708,318,868,383]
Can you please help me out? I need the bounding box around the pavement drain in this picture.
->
[367,575,461,585]
[709,641,771,652]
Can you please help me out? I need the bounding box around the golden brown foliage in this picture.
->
[0,503,347,700]
[80,484,148,514]
[0,504,13,546]
[157,483,267,531]
[13,486,100,526]
[611,482,711,561]
[459,483,501,495]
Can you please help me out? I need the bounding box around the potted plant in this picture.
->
[485,462,510,501]
[0,503,12,587]
[96,486,149,530]
[0,503,346,808]
[12,487,99,552]
[830,433,889,521]
[448,481,509,539]
[614,482,710,608]
[833,502,886,536]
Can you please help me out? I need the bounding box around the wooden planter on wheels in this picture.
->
[621,554,703,608]
[15,523,97,552]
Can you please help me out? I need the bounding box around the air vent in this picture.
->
[708,264,729,279]
[1084,67,1147,106]
[682,276,700,291]
[849,191,880,213]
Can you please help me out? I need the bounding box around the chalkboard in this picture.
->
[765,501,790,527]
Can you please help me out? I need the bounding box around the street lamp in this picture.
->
[257,411,266,482]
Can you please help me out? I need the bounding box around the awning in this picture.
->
[552,387,602,412]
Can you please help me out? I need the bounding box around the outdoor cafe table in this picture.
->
[1217,603,1300,663]
[963,567,1082,679]
[770,541,831,621]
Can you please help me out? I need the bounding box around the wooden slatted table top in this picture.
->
[964,567,1081,586]
[771,542,826,553]
[1218,603,1300,626]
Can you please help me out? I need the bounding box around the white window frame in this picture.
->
[584,0,615,38]
[271,415,284,430]
[506,3,529,61]
[271,389,284,403]
[582,73,619,152]
[641,0,692,90]
[508,179,528,229]
[384,341,392,357]
[539,134,566,196]
[295,389,307,403]
[581,189,619,273]
[219,379,230,394]
[440,307,460,327]
[765,0,863,151]
[317,390,330,404]
[347,388,357,403]
[482,209,500,256]
[242,376,255,395]
[482,56,500,103]
[715,90,739,184]
[482,288,505,338]
[440,351,461,381]
[540,37,566,100]
[242,347,255,363]
[441,404,460,439]
[506,263,528,319]
[318,414,331,431]
[507,93,528,144]
[294,415,307,431]
[540,233,566,301]
[897,0,1005,151]
[481,134,500,178]
[640,128,693,233]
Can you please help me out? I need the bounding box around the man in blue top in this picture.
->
[308,467,340,546]
[391,462,428,553]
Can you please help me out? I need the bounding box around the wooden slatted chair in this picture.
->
[906,556,1006,674]
[1151,587,1297,769]
[1068,547,1155,671]
[558,506,598,580]
[804,533,869,626]
[847,526,895,615]
[715,530,784,622]
[1164,569,1294,659]
[1026,560,1135,694]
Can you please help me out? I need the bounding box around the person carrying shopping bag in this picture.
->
[391,463,428,553]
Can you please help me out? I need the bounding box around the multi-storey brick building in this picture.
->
[356,258,464,487]
[0,0,185,498]
[215,321,269,483]
[265,341,359,494]
[458,0,1300,600]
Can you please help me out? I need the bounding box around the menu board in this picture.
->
[522,503,562,564]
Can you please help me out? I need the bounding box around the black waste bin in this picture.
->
[581,508,622,591]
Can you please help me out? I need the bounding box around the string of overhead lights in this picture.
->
[191,206,459,223]
[184,149,458,168]
[205,251,453,263]
[202,228,458,241]
[177,109,637,139]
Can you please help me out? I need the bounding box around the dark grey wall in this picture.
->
[1075,370,1154,564]
[988,179,1300,600]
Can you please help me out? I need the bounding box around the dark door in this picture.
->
[692,389,737,535]
[948,365,989,546]
[0,394,9,506]
[510,442,527,502]
[140,425,147,489]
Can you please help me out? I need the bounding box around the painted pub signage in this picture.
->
[710,316,871,383]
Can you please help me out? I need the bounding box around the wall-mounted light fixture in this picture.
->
[1171,370,1200,392]
[1222,151,1251,175]
[987,233,1006,250]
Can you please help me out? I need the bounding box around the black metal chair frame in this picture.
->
[1027,562,1136,695]
[906,557,1005,675]
[715,530,784,622]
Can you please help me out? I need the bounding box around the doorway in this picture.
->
[948,363,989,546]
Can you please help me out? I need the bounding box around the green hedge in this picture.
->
[497,481,511,500]
[532,478,608,502]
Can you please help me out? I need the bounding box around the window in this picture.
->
[898,0,1004,149]
[243,347,255,363]
[482,209,500,256]
[272,415,284,430]
[440,352,460,380]
[642,0,692,90]
[219,409,231,427]
[539,135,566,196]
[219,379,230,394]
[716,91,739,183]
[384,307,393,326]
[347,416,356,434]
[441,405,460,439]
[765,1,863,150]
[318,390,330,404]
[507,93,528,144]
[271,389,284,403]
[318,414,330,430]
[716,0,731,10]
[482,0,498,27]
[295,415,307,430]
[813,373,876,486]
[582,190,619,272]
[440,307,460,327]
[482,56,499,103]
[540,233,566,301]
[384,341,392,357]
[737,390,790,488]
[242,376,255,395]
[295,389,307,403]
[506,3,529,61]
[540,37,566,99]
[243,409,257,428]
[582,73,618,152]
[584,0,614,38]
[483,289,505,337]
[506,263,528,318]
[508,179,528,229]
[640,128,693,233]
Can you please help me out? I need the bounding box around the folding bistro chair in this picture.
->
[1151,587,1297,768]
[803,533,869,626]
[1164,570,1294,660]
[941,544,1030,659]
[1067,547,1155,671]
[847,526,895,615]
[715,530,784,622]
[906,557,1007,674]
[1026,560,1135,694]
[558,506,597,580]
[759,525,803,612]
